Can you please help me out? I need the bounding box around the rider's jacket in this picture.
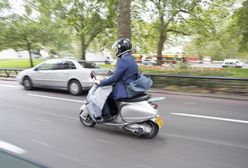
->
[100,52,138,100]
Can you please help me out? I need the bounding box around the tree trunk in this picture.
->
[27,43,34,67]
[157,32,166,66]
[81,37,86,60]
[117,0,131,39]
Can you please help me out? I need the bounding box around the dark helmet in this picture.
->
[112,38,132,57]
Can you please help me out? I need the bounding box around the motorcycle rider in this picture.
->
[95,38,139,121]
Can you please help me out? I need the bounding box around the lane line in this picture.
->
[0,84,20,88]
[165,133,248,150]
[183,102,197,105]
[0,103,77,121]
[171,112,248,124]
[95,138,120,146]
[28,93,83,103]
[0,141,26,154]
[37,118,51,123]
[31,139,51,147]
[54,152,82,162]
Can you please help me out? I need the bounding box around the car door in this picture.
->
[48,60,74,89]
[31,62,55,87]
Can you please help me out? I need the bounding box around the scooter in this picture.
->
[79,73,165,139]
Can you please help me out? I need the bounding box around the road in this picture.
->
[0,80,248,168]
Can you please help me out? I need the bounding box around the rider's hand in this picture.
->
[94,79,100,85]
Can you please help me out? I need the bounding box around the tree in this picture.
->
[236,0,248,51]
[0,0,72,67]
[117,0,132,39]
[66,0,116,60]
[139,0,235,65]
[183,0,248,60]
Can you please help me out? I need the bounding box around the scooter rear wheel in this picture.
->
[80,111,96,127]
[141,121,159,139]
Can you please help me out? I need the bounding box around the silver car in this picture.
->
[17,59,109,95]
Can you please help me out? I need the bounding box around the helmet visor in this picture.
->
[112,41,119,52]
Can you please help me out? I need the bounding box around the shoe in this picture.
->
[94,116,104,123]
[103,116,113,122]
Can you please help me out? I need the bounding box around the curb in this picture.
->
[0,77,17,81]
[149,89,248,101]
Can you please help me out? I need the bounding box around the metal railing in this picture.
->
[145,73,248,95]
[0,68,24,78]
[144,73,248,81]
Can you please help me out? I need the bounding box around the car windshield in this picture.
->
[78,61,98,68]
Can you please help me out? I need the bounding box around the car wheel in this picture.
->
[68,80,82,96]
[23,76,33,90]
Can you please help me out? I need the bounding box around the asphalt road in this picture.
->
[0,80,248,168]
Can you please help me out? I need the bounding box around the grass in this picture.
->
[139,65,248,78]
[0,59,247,78]
[0,59,44,69]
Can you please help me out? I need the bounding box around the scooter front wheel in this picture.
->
[79,111,96,127]
[141,121,159,139]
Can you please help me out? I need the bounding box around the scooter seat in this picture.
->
[120,93,151,102]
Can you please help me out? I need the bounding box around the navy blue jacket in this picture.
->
[100,53,138,100]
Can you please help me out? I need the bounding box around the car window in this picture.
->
[53,61,76,70]
[36,62,55,70]
[78,61,98,68]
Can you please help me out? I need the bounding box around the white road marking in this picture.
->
[95,138,120,146]
[0,84,20,88]
[171,113,248,124]
[28,94,83,103]
[183,102,197,105]
[165,133,248,150]
[37,118,51,123]
[55,152,82,162]
[0,141,26,154]
[31,139,51,147]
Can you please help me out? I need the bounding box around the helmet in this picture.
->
[112,38,132,57]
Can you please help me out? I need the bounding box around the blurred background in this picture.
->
[0,0,248,94]
[0,0,247,63]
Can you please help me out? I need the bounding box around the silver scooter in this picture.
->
[79,74,165,139]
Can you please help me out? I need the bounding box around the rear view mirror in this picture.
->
[90,71,97,79]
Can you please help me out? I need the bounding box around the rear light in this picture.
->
[149,102,158,109]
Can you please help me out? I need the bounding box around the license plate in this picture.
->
[155,115,164,128]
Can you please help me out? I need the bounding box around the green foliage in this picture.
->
[1,0,248,63]
[0,0,73,68]
[0,59,44,68]
[139,65,248,78]
[183,0,248,60]
[65,0,116,59]
[236,0,248,51]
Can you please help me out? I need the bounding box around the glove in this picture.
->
[94,79,100,85]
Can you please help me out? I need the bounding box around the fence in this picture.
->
[145,73,248,96]
[0,68,24,78]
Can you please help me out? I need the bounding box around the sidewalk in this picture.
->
[149,88,248,101]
